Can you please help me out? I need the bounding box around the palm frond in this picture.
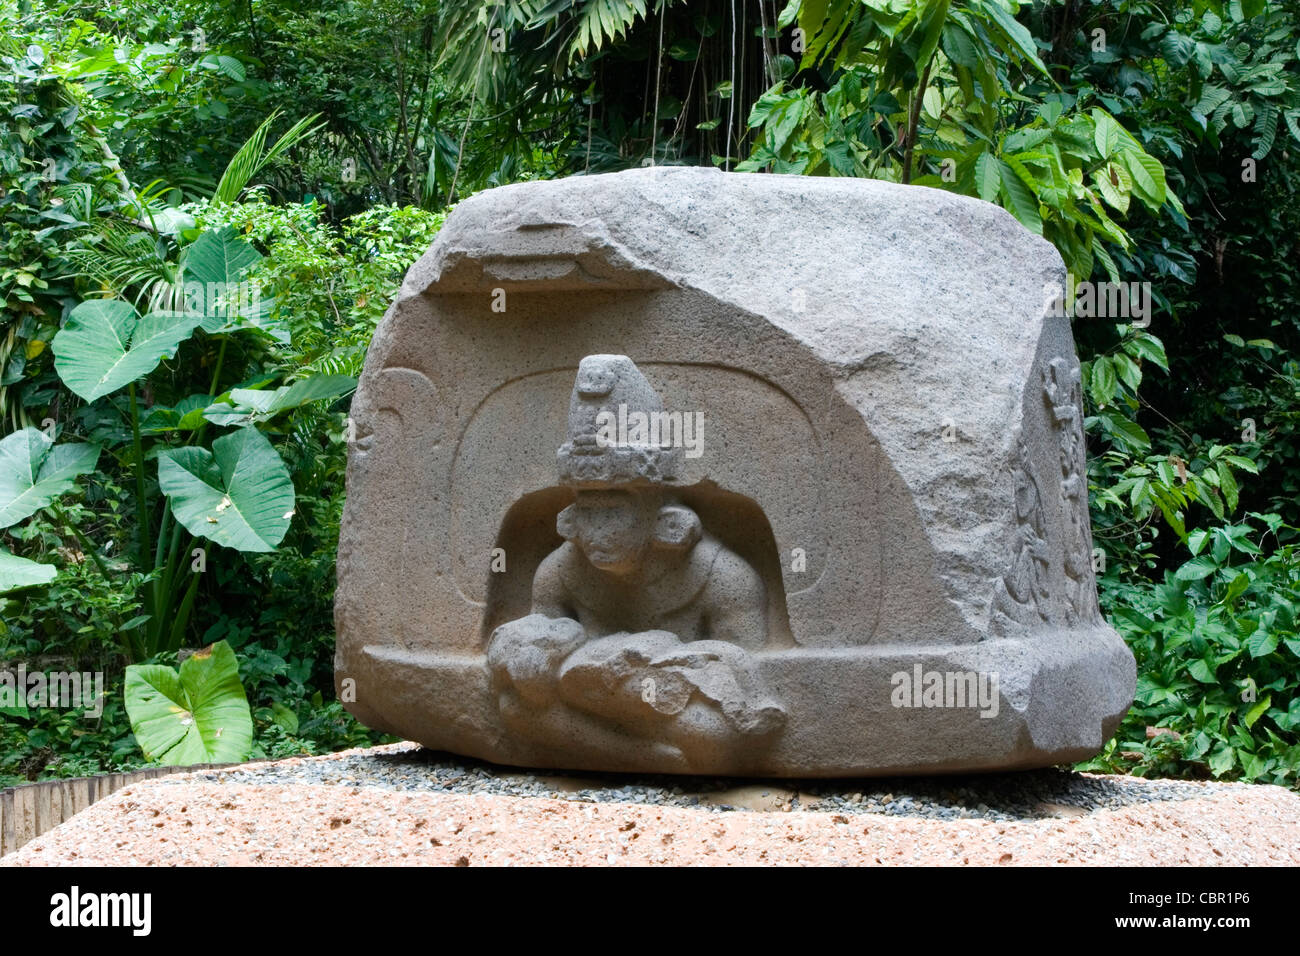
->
[63,224,176,308]
[212,111,326,205]
[303,345,367,379]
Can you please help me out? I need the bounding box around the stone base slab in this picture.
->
[339,627,1135,777]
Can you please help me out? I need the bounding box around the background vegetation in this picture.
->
[1,0,1297,787]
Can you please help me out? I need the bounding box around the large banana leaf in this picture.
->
[157,427,294,552]
[0,427,100,528]
[52,299,203,401]
[124,641,253,764]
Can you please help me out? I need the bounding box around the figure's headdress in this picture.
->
[557,354,682,488]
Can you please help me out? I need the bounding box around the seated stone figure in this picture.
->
[535,489,766,647]
[486,355,785,770]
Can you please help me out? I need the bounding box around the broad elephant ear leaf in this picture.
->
[157,427,294,552]
[181,227,285,338]
[52,299,203,401]
[124,641,253,764]
[140,393,215,434]
[0,548,57,594]
[183,226,262,291]
[254,373,356,413]
[0,427,100,528]
[215,373,357,424]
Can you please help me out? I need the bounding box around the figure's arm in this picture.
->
[485,545,586,707]
[702,551,767,650]
[531,545,577,620]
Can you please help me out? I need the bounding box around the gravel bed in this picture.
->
[164,742,1250,823]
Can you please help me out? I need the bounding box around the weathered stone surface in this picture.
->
[335,166,1135,776]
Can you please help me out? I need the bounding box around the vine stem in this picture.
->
[208,336,228,397]
[128,383,151,606]
[902,59,933,185]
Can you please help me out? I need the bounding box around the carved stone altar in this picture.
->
[334,166,1136,776]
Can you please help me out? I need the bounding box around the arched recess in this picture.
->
[481,482,794,649]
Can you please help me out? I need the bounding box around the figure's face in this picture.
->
[566,490,658,574]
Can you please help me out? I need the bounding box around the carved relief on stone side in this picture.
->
[991,437,1051,628]
[1044,357,1101,624]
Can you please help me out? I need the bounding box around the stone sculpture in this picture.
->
[486,354,785,769]
[335,166,1136,776]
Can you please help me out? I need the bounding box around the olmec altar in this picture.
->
[335,167,1135,776]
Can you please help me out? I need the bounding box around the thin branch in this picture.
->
[902,59,934,185]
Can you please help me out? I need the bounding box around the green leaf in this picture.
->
[1112,352,1142,391]
[1090,356,1117,406]
[1222,572,1249,604]
[271,702,299,734]
[1127,333,1168,370]
[275,375,355,410]
[124,641,253,764]
[1093,162,1131,214]
[52,300,202,401]
[998,159,1041,233]
[1207,744,1235,776]
[975,151,999,202]
[201,404,253,428]
[1217,462,1239,512]
[1156,457,1177,487]
[182,228,263,331]
[1093,112,1120,158]
[184,227,261,287]
[1101,414,1151,451]
[0,548,57,593]
[975,0,1048,74]
[157,428,294,553]
[1188,658,1217,683]
[211,112,322,206]
[1118,149,1167,206]
[763,91,805,152]
[1247,629,1279,659]
[1175,555,1219,581]
[140,394,215,434]
[1193,85,1232,119]
[227,375,356,420]
[0,428,100,528]
[822,140,858,176]
[215,55,245,81]
[1201,483,1226,521]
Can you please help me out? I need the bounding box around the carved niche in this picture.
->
[484,354,786,769]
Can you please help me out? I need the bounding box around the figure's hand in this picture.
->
[486,614,586,707]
